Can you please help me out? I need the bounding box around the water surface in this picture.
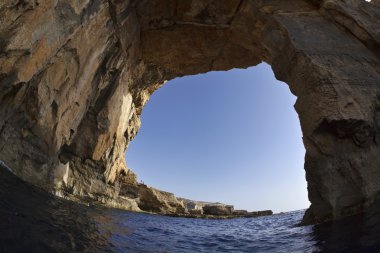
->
[1,166,380,252]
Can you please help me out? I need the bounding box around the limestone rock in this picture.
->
[233,210,249,216]
[180,198,205,214]
[203,204,234,216]
[188,209,203,215]
[137,185,186,214]
[247,210,274,217]
[0,0,379,224]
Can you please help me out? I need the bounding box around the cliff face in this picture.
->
[0,0,379,224]
[137,185,187,214]
[136,188,272,218]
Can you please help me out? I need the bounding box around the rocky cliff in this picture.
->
[136,187,273,218]
[0,0,379,224]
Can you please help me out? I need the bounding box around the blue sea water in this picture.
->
[1,166,380,253]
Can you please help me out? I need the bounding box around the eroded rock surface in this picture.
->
[0,0,379,224]
[136,190,272,219]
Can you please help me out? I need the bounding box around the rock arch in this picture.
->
[0,0,379,223]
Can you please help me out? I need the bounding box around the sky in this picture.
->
[125,63,309,213]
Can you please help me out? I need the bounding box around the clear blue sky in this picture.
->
[125,63,309,213]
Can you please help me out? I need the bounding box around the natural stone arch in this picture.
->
[0,0,379,224]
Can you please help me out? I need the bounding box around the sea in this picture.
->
[1,165,380,253]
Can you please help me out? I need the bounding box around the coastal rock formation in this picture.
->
[137,185,186,214]
[0,0,379,224]
[179,198,235,216]
[139,192,272,218]
[180,198,205,214]
[203,204,234,216]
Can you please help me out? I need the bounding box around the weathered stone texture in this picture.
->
[203,204,234,216]
[137,185,186,214]
[0,0,379,224]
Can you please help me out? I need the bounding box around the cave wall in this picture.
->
[0,0,379,223]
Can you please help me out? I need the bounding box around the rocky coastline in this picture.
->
[1,161,272,220]
[59,174,273,219]
[134,183,273,219]
[165,210,274,220]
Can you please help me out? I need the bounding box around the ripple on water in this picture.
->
[1,166,380,252]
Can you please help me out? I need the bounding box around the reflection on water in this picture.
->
[1,166,380,252]
[313,200,380,252]
[0,166,113,252]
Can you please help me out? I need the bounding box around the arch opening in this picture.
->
[125,63,309,214]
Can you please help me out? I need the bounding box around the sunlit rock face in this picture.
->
[0,0,379,224]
